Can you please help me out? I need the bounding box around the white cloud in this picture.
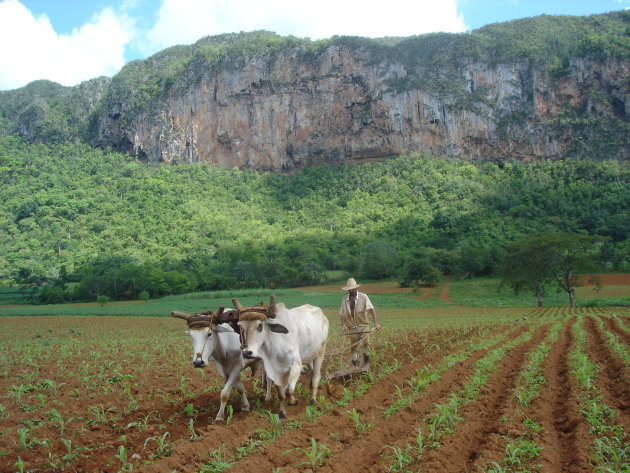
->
[0,0,466,90]
[0,0,133,90]
[139,0,466,57]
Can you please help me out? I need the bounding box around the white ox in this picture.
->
[233,295,329,419]
[171,308,265,422]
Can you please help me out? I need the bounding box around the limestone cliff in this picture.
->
[92,35,629,170]
[2,13,629,171]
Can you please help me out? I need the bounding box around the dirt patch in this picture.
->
[580,273,630,286]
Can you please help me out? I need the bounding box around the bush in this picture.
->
[38,286,66,304]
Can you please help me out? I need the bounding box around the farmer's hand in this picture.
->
[375,323,382,331]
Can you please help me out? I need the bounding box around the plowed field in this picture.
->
[1,306,629,473]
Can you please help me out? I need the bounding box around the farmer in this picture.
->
[339,278,381,369]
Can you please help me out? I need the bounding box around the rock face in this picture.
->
[93,43,628,171]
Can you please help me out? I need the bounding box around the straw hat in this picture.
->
[342,278,361,291]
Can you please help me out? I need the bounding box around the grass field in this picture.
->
[1,275,628,317]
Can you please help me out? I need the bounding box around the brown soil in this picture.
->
[529,318,593,473]
[581,273,630,286]
[603,315,630,346]
[1,308,629,473]
[583,316,630,428]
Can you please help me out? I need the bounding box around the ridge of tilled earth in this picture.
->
[529,318,594,473]
[221,324,533,473]
[602,315,630,346]
[391,324,551,473]
[135,325,518,473]
[582,316,630,429]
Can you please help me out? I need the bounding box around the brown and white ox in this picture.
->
[233,295,329,419]
[171,306,267,422]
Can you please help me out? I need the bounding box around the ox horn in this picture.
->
[171,311,192,320]
[215,305,225,318]
[268,294,277,318]
[232,298,244,311]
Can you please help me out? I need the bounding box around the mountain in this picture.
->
[1,12,629,171]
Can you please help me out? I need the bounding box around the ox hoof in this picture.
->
[288,399,298,406]
[279,411,286,420]
[309,398,316,406]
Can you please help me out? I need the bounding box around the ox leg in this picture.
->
[276,384,287,419]
[236,379,250,412]
[286,361,302,406]
[309,342,327,405]
[215,368,242,422]
[263,371,273,402]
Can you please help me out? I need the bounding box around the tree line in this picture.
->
[0,136,628,304]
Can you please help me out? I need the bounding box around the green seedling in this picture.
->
[143,432,172,457]
[287,437,330,472]
[87,405,110,425]
[15,457,25,473]
[179,376,194,398]
[188,418,199,441]
[61,438,83,462]
[305,404,321,422]
[224,405,234,426]
[114,445,133,472]
[127,410,159,431]
[347,408,373,433]
[199,447,232,473]
[47,409,74,437]
[382,444,414,473]
[261,410,283,440]
[184,403,197,418]
[17,428,31,450]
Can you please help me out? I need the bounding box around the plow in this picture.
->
[324,325,379,381]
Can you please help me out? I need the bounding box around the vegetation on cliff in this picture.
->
[1,136,628,302]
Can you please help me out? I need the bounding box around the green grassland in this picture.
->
[1,277,628,319]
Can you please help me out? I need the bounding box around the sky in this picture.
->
[0,0,628,91]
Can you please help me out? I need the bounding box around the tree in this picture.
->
[500,237,555,307]
[399,248,445,288]
[500,232,606,307]
[358,241,398,280]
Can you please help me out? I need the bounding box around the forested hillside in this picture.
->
[1,136,628,301]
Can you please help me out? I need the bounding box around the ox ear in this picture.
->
[268,323,289,334]
[212,324,233,334]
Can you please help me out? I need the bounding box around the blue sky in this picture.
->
[1,0,628,90]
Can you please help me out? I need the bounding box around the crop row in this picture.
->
[1,308,628,473]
